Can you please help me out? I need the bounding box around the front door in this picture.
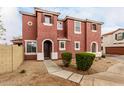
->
[44,41,52,59]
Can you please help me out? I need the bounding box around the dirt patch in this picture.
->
[54,57,119,75]
[0,60,78,86]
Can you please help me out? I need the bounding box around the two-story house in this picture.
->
[102,28,124,55]
[20,8,103,60]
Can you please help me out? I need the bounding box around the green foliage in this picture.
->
[61,52,72,67]
[0,10,6,40]
[76,52,95,71]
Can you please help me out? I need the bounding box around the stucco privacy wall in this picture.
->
[0,45,24,74]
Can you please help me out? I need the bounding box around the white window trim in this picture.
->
[74,21,81,34]
[43,23,53,26]
[92,30,97,32]
[25,40,37,55]
[74,41,80,50]
[59,41,66,51]
[57,21,63,30]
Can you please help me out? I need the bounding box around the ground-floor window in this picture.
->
[25,40,37,55]
[74,41,80,50]
[59,41,66,50]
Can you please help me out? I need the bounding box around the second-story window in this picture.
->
[115,33,123,40]
[74,21,81,34]
[92,24,97,32]
[44,15,51,24]
[57,21,63,30]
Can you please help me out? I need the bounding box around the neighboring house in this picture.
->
[20,8,103,60]
[11,39,22,46]
[102,28,124,55]
[11,36,22,46]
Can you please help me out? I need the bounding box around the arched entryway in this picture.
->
[91,42,98,52]
[44,40,52,59]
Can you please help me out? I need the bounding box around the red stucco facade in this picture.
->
[21,8,103,60]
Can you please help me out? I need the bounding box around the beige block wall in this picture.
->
[12,45,24,70]
[0,45,24,74]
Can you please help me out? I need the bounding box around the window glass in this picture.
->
[92,24,97,30]
[45,15,51,24]
[27,42,36,53]
[116,33,123,40]
[61,42,64,48]
[75,21,81,32]
[75,41,80,50]
[59,41,66,50]
[57,21,63,30]
[76,43,79,48]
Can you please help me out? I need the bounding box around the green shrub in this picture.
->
[61,52,72,67]
[76,52,95,71]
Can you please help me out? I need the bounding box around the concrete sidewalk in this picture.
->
[80,63,124,86]
[44,60,124,85]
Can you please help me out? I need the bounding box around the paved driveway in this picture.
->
[108,55,124,63]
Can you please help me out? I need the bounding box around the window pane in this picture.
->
[27,42,36,53]
[92,24,97,30]
[76,27,80,31]
[32,42,36,52]
[27,42,32,53]
[57,21,63,30]
[117,33,123,40]
[45,16,51,24]
[75,21,80,31]
[92,43,96,52]
[76,43,79,48]
[61,42,64,48]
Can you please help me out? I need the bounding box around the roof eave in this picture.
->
[34,7,60,16]
[86,19,104,25]
[19,11,36,16]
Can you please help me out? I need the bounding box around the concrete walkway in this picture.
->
[108,55,124,63]
[44,60,83,83]
[44,60,124,85]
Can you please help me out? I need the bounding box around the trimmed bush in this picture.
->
[61,52,72,67]
[76,52,95,71]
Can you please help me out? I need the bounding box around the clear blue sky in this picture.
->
[1,7,124,43]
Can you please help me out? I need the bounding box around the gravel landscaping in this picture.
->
[0,60,78,86]
[54,57,119,75]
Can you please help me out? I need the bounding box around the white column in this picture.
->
[37,52,44,60]
[51,52,58,59]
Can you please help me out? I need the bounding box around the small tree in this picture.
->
[0,8,6,41]
[61,52,72,67]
